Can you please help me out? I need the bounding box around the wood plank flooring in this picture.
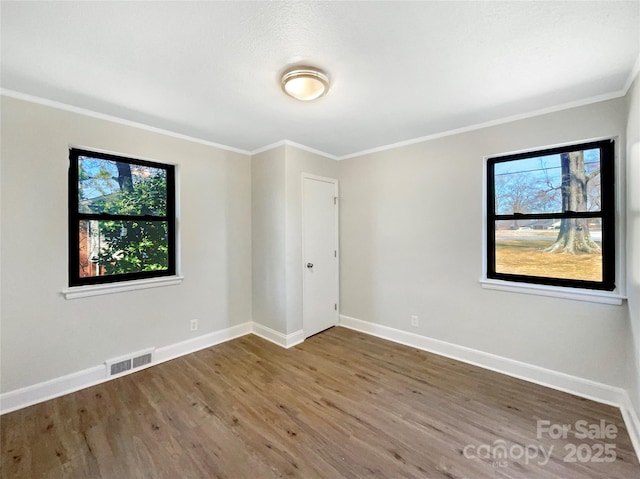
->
[1,327,638,478]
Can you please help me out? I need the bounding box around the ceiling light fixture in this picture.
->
[281,66,330,101]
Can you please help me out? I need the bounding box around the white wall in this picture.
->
[338,97,630,387]
[626,74,640,410]
[0,96,252,393]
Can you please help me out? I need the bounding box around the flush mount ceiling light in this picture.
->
[281,66,330,101]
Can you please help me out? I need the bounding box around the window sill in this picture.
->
[62,275,184,300]
[479,279,625,305]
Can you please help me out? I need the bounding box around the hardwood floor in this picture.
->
[1,327,638,478]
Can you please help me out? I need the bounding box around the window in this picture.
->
[486,139,615,291]
[69,148,176,287]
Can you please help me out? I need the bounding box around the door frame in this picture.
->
[301,173,340,337]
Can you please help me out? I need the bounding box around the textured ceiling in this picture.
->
[1,1,639,158]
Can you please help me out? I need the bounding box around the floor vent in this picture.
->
[132,353,152,368]
[105,348,155,378]
[110,359,131,375]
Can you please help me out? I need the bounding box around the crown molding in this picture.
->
[0,89,252,156]
[2,84,631,163]
[249,140,287,156]
[282,140,340,161]
[250,140,339,161]
[338,90,626,160]
[623,52,640,95]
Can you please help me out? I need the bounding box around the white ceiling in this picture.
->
[2,1,639,158]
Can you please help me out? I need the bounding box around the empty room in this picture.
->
[2,1,640,478]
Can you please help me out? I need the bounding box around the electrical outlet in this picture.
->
[411,315,419,327]
[190,319,198,331]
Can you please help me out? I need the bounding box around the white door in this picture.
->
[302,174,339,338]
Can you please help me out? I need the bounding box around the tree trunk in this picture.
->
[116,162,134,193]
[545,151,600,254]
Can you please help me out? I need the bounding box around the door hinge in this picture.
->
[334,250,337,257]
[334,304,337,311]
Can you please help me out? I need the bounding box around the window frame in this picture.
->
[485,139,616,291]
[68,148,176,287]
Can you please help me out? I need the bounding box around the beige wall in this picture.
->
[251,146,287,333]
[0,96,252,393]
[251,144,338,335]
[338,97,630,387]
[626,74,640,410]
[284,146,339,333]
[1,88,636,407]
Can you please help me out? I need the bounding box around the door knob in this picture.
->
[306,263,314,268]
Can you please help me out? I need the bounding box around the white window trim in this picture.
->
[481,136,626,305]
[479,278,625,305]
[66,144,182,298]
[62,275,184,300]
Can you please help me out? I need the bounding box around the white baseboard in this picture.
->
[154,322,252,364]
[339,314,640,460]
[0,321,252,415]
[3,314,638,462]
[620,391,640,460]
[0,364,107,415]
[251,322,305,348]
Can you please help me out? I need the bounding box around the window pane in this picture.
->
[78,220,169,278]
[494,220,602,281]
[78,156,167,216]
[494,148,600,215]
